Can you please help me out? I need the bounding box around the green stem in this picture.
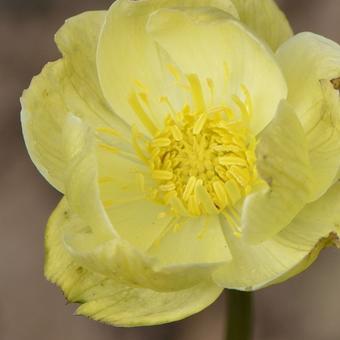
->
[226,290,253,340]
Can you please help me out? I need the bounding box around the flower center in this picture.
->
[148,106,258,216]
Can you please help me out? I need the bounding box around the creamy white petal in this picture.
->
[213,182,340,290]
[146,6,287,135]
[21,12,129,192]
[277,33,340,200]
[241,101,312,243]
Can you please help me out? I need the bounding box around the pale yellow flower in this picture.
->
[21,0,340,326]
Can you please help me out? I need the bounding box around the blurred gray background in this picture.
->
[1,1,340,339]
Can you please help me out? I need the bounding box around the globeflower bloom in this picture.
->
[21,0,340,326]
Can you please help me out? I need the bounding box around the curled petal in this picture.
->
[241,101,312,244]
[277,32,340,200]
[213,182,340,290]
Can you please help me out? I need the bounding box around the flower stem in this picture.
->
[226,290,253,340]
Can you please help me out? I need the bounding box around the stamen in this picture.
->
[152,138,171,147]
[167,64,181,81]
[170,125,183,141]
[160,182,176,192]
[232,95,250,120]
[187,74,206,113]
[207,78,215,105]
[219,156,248,167]
[193,113,207,135]
[96,127,120,137]
[98,143,118,154]
[188,195,201,216]
[129,93,158,135]
[195,183,218,215]
[213,181,229,207]
[160,96,176,115]
[131,126,148,162]
[152,170,173,180]
[224,179,242,204]
[241,84,253,115]
[229,166,249,187]
[183,176,197,201]
[221,210,242,238]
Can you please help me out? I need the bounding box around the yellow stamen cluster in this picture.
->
[148,107,258,216]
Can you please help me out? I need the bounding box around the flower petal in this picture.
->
[21,11,128,192]
[54,11,126,130]
[105,199,172,252]
[96,0,238,136]
[213,182,340,290]
[96,142,172,252]
[231,0,293,50]
[241,101,312,244]
[148,215,232,267]
[277,32,340,200]
[21,61,67,192]
[146,6,287,135]
[45,198,223,326]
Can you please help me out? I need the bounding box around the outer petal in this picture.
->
[54,11,127,131]
[63,116,229,291]
[231,0,293,51]
[241,101,312,244]
[45,198,223,326]
[146,6,287,135]
[20,11,128,192]
[97,0,239,136]
[213,182,340,290]
[277,33,340,200]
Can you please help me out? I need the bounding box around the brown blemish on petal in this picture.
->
[328,231,340,248]
[319,231,340,249]
[76,266,84,274]
[310,232,340,258]
[331,77,340,91]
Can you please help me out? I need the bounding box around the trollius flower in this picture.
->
[21,0,340,326]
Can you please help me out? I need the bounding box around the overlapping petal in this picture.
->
[146,6,287,135]
[45,198,223,326]
[213,182,340,290]
[21,11,128,192]
[241,101,312,243]
[96,0,239,136]
[277,33,340,201]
